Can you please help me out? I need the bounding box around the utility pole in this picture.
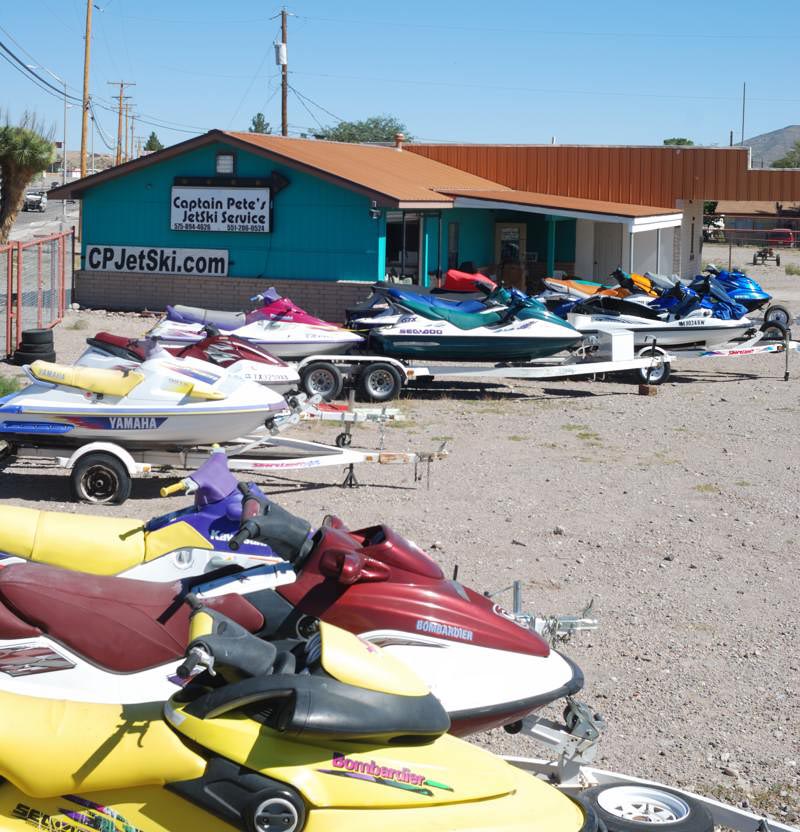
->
[740,82,746,146]
[281,8,288,136]
[124,103,130,161]
[79,0,93,178]
[107,81,134,165]
[129,111,135,160]
[90,102,95,174]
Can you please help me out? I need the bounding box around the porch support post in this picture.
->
[628,230,635,272]
[546,216,557,276]
[401,211,407,279]
[656,228,661,274]
[436,212,443,285]
[376,210,387,281]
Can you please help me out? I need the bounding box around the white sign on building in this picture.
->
[86,244,229,276]
[170,186,270,233]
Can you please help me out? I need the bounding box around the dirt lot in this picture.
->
[1,244,798,820]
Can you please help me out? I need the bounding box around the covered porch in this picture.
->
[443,190,683,289]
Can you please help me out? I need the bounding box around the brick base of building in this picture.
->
[74,272,377,322]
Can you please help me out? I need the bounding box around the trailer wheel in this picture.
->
[70,452,131,504]
[582,784,713,832]
[760,320,788,341]
[300,361,343,401]
[356,362,403,402]
[776,254,781,267]
[764,304,791,327]
[636,347,671,385]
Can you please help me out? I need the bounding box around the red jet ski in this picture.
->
[83,330,300,395]
[0,498,585,737]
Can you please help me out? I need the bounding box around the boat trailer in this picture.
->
[0,396,447,504]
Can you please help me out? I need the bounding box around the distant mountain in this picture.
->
[744,125,800,168]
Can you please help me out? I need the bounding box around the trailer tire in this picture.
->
[764,304,791,327]
[776,254,781,267]
[581,784,713,832]
[760,320,787,341]
[70,452,132,505]
[300,362,343,401]
[356,362,403,402]
[635,348,670,385]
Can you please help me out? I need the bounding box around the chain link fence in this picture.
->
[0,230,73,359]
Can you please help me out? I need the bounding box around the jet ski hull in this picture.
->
[371,333,579,361]
[570,314,754,350]
[367,634,583,735]
[0,359,285,449]
[149,318,363,360]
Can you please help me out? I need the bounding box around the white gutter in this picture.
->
[452,196,682,232]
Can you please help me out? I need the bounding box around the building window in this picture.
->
[447,222,460,269]
[216,152,235,175]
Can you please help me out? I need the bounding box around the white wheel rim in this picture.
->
[597,786,691,824]
[307,369,336,396]
[368,370,394,396]
[766,309,789,326]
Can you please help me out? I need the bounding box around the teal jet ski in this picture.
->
[360,286,582,362]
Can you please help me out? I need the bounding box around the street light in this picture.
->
[26,64,68,225]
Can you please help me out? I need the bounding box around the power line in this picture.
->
[296,14,800,41]
[89,100,116,151]
[0,51,70,110]
[289,86,324,131]
[289,70,800,105]
[227,46,274,129]
[0,39,81,102]
[288,84,343,124]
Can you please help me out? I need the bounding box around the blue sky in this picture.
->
[2,0,799,152]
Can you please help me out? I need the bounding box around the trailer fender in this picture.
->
[63,442,140,476]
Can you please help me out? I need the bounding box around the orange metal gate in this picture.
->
[0,230,73,359]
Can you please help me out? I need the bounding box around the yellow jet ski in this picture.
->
[0,605,595,832]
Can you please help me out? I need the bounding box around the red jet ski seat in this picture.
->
[0,563,264,673]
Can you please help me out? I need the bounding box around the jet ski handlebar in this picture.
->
[229,485,315,564]
[178,607,278,681]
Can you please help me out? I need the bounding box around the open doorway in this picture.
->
[385,211,422,283]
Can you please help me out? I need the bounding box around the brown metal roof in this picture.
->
[444,189,679,219]
[222,132,506,204]
[49,129,508,206]
[407,144,800,205]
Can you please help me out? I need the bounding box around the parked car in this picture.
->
[767,228,795,247]
[22,191,47,212]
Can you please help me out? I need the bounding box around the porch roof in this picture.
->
[442,189,683,231]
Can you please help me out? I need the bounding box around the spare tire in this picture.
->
[20,328,54,345]
[16,342,55,355]
[13,349,56,365]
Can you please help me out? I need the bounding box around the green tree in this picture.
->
[771,140,800,168]
[704,201,718,215]
[0,113,55,243]
[663,137,694,146]
[249,113,272,134]
[143,131,163,151]
[314,115,412,143]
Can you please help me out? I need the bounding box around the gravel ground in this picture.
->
[1,243,798,820]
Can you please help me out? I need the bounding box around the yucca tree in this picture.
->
[0,113,55,243]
